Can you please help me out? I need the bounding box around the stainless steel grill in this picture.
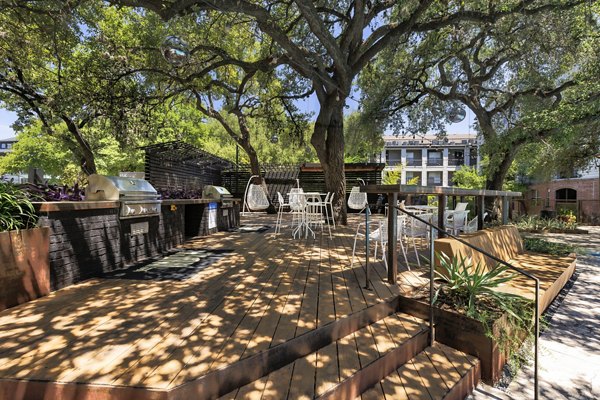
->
[86,174,161,219]
[202,185,233,208]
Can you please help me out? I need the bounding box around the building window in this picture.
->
[555,188,577,203]
[469,148,478,166]
[0,143,5,149]
[406,171,420,184]
[427,171,442,186]
[448,150,464,166]
[6,143,11,149]
[406,150,421,166]
[386,150,402,166]
[427,150,443,166]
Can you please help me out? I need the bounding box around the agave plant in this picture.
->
[434,252,524,320]
[0,182,38,231]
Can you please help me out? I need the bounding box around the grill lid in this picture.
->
[202,185,232,199]
[86,174,159,201]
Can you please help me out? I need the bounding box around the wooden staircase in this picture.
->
[208,300,480,400]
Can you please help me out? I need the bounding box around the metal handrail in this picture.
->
[394,205,540,400]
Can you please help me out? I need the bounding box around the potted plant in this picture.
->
[0,181,51,311]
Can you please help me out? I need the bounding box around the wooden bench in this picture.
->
[434,225,577,313]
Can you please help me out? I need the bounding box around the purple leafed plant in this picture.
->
[157,188,203,199]
[19,182,85,202]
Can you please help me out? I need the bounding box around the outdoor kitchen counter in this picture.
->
[33,201,119,213]
[33,198,242,212]
[161,198,241,205]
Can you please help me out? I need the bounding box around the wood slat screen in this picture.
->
[144,141,234,191]
[222,163,384,204]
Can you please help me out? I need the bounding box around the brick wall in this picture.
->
[39,205,186,291]
[37,201,240,291]
[525,178,600,223]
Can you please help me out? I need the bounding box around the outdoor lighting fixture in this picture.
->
[161,36,190,66]
[447,105,466,123]
[270,134,279,144]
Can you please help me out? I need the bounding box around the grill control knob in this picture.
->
[140,207,147,214]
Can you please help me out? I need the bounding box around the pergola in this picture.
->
[361,184,522,283]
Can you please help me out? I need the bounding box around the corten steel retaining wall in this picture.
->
[36,200,239,291]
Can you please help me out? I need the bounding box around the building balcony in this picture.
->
[448,157,465,166]
[427,178,442,186]
[406,159,422,167]
[427,158,443,166]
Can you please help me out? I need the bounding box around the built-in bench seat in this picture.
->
[434,225,576,313]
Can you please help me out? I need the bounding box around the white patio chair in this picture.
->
[396,214,411,271]
[446,210,469,236]
[274,191,290,235]
[348,186,368,213]
[462,215,479,234]
[454,202,469,211]
[351,219,387,269]
[462,212,488,234]
[404,213,434,268]
[305,193,331,239]
[289,190,306,238]
[351,216,411,272]
[323,192,336,229]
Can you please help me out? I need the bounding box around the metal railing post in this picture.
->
[534,280,540,400]
[429,225,435,346]
[365,207,370,290]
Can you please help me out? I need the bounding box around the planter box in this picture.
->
[0,227,50,311]
[398,296,521,385]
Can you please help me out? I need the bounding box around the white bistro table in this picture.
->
[288,191,326,239]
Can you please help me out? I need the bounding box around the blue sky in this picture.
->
[0,101,474,140]
[0,109,17,140]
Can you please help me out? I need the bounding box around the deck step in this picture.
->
[220,311,429,399]
[359,343,480,400]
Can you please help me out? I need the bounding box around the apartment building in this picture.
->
[0,136,27,183]
[380,134,481,186]
[0,136,16,155]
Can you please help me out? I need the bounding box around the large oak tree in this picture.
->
[359,4,599,192]
[109,0,590,223]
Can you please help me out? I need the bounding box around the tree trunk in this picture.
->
[60,116,97,175]
[233,113,278,213]
[485,149,515,220]
[239,139,261,177]
[312,98,347,225]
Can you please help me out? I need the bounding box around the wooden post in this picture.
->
[387,192,398,283]
[437,194,447,238]
[502,196,509,225]
[477,196,485,230]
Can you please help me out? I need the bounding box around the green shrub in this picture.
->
[523,237,576,256]
[382,166,402,185]
[0,182,38,232]
[514,215,578,231]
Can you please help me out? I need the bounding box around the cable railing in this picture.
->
[364,205,540,400]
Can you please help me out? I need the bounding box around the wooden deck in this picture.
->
[0,214,450,399]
